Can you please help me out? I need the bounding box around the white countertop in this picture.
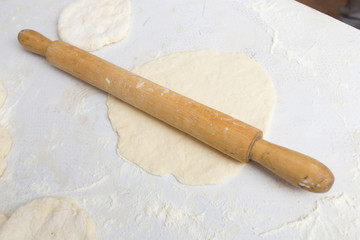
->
[0,0,360,239]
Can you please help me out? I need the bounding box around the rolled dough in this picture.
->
[0,214,7,228]
[0,197,98,240]
[58,0,131,51]
[107,50,276,185]
[0,79,11,178]
[0,78,6,108]
[0,127,11,177]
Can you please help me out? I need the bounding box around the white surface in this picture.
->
[0,0,360,239]
[108,49,275,185]
[58,0,131,51]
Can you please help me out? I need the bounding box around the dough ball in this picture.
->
[58,0,131,51]
[107,49,276,185]
[0,197,98,240]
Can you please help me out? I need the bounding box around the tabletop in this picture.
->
[0,0,359,239]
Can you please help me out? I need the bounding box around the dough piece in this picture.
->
[58,0,131,51]
[0,79,11,177]
[0,78,6,108]
[107,50,276,185]
[0,214,7,228]
[0,127,12,177]
[0,197,98,240]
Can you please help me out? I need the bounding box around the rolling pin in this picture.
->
[18,29,334,193]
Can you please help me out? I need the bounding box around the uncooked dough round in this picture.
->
[0,79,11,178]
[0,214,7,228]
[0,78,6,108]
[0,197,98,240]
[58,0,131,51]
[0,127,12,177]
[107,50,276,185]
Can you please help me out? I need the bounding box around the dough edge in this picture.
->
[107,49,276,185]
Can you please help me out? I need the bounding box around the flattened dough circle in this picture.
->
[0,79,11,177]
[0,127,11,177]
[0,197,98,240]
[107,50,276,185]
[58,0,131,51]
[0,214,7,228]
[0,78,6,108]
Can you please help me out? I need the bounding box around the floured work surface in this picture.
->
[0,0,360,239]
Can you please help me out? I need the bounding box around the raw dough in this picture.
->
[0,214,7,228]
[0,127,11,177]
[0,78,6,108]
[0,197,98,240]
[0,79,11,177]
[107,50,276,185]
[58,0,131,51]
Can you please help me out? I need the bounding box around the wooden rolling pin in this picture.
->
[18,29,334,193]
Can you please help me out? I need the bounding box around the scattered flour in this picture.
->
[260,193,360,239]
[249,0,317,69]
[145,201,204,227]
[144,200,208,239]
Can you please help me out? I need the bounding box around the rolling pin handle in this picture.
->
[249,139,334,193]
[18,29,52,56]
